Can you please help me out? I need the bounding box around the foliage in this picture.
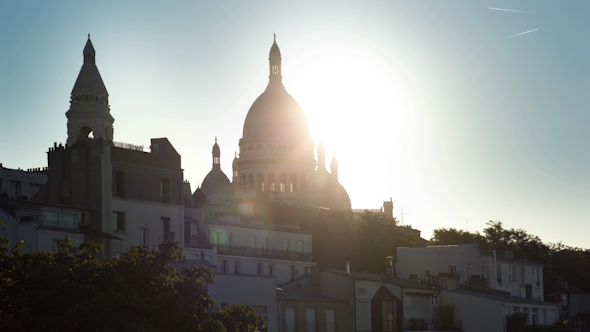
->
[506,312,527,332]
[437,301,455,329]
[0,237,265,332]
[430,221,590,300]
[257,202,421,273]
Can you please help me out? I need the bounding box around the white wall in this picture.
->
[111,198,183,254]
[441,290,505,332]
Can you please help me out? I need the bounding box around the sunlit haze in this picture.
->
[1,1,588,247]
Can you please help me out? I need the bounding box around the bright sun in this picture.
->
[286,45,410,207]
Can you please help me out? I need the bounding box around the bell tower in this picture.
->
[66,35,114,145]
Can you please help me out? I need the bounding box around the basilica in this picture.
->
[197,36,351,215]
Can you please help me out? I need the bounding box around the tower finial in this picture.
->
[215,136,217,143]
[274,33,276,42]
[88,33,90,39]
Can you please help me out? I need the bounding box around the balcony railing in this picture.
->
[284,321,337,332]
[402,318,463,331]
[216,245,314,262]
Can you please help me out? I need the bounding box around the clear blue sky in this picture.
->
[1,1,588,247]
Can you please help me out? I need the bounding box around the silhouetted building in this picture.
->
[33,36,184,257]
[202,36,351,215]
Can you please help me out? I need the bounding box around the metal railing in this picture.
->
[402,318,463,331]
[284,321,337,332]
[216,245,313,261]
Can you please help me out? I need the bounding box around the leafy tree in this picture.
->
[0,236,264,332]
[429,227,485,246]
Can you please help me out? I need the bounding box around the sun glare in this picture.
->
[287,45,408,207]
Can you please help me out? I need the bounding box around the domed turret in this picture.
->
[212,137,220,167]
[330,154,339,180]
[66,35,114,145]
[317,142,326,172]
[201,139,235,212]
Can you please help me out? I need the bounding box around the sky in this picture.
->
[1,1,588,247]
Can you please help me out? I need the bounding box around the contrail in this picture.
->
[489,7,536,14]
[503,28,538,39]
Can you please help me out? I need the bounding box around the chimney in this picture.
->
[346,261,351,275]
[385,256,395,276]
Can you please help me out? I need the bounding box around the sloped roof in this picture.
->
[325,269,434,290]
[446,288,558,306]
[277,287,347,303]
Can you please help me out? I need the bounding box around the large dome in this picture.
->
[242,84,310,141]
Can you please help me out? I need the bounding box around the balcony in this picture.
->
[284,321,337,332]
[216,245,314,262]
[402,318,463,331]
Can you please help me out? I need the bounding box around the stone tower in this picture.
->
[66,35,114,145]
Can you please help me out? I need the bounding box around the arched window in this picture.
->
[290,174,297,193]
[279,173,287,193]
[248,174,254,193]
[301,175,306,194]
[268,173,276,192]
[257,173,264,192]
[242,175,247,193]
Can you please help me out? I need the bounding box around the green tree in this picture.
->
[0,237,265,332]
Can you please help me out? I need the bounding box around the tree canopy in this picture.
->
[0,236,264,332]
[430,221,590,300]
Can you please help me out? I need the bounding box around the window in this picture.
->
[257,262,264,275]
[234,261,241,274]
[371,286,401,332]
[248,174,254,193]
[222,260,229,273]
[160,178,170,203]
[285,307,296,332]
[112,211,125,232]
[512,265,518,281]
[284,239,289,251]
[497,264,502,284]
[258,173,264,192]
[251,235,257,248]
[269,263,275,277]
[190,223,199,242]
[162,217,171,241]
[140,228,149,248]
[306,308,316,332]
[298,240,304,252]
[291,265,298,280]
[52,239,61,252]
[279,173,287,192]
[268,173,275,192]
[114,171,126,197]
[326,309,336,332]
[10,181,21,197]
[263,237,269,249]
[257,143,263,150]
[449,266,456,274]
[536,268,541,286]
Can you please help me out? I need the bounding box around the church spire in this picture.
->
[212,137,221,168]
[330,154,339,180]
[268,34,282,85]
[317,142,326,172]
[66,35,113,145]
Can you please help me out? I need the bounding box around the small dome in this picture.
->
[269,40,281,59]
[201,168,235,209]
[232,152,239,168]
[212,137,220,157]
